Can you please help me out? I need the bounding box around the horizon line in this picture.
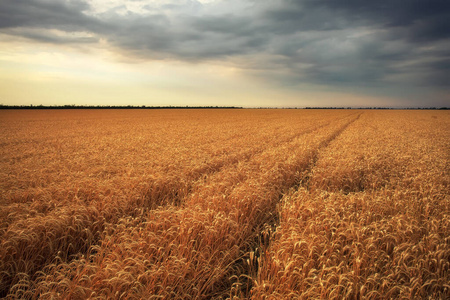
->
[0,104,448,110]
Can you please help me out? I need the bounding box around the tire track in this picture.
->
[229,112,363,298]
[299,112,362,191]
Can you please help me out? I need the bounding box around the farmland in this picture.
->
[0,109,448,299]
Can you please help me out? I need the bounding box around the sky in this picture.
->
[0,0,449,108]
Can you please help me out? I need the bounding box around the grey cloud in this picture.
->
[191,15,253,36]
[1,0,449,96]
[300,0,450,42]
[8,28,99,44]
[159,0,203,13]
[265,31,395,86]
[262,4,350,34]
[0,0,96,31]
[260,0,450,88]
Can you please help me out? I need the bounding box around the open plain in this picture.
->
[0,109,448,299]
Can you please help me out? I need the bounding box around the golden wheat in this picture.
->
[0,109,448,299]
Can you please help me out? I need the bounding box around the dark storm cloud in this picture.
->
[1,0,449,92]
[303,0,450,41]
[260,0,450,88]
[0,0,95,31]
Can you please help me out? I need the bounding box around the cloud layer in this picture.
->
[1,0,449,104]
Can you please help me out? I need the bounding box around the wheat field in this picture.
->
[0,109,448,299]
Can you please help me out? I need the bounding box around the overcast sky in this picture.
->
[1,0,449,107]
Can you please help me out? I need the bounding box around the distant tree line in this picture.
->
[259,106,448,110]
[0,104,447,110]
[0,105,243,109]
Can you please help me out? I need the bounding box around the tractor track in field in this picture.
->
[138,116,338,210]
[300,112,363,191]
[226,112,363,299]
